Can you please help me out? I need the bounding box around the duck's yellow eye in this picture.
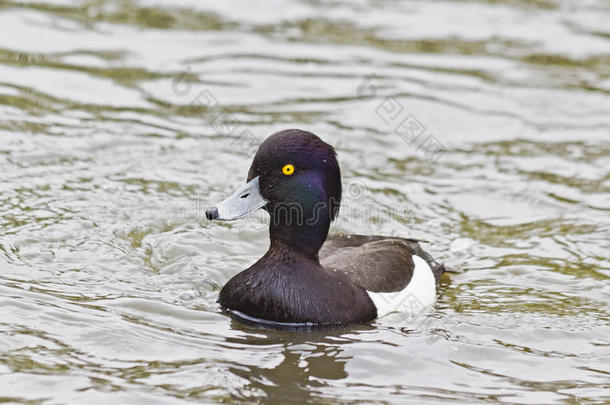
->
[282,164,295,176]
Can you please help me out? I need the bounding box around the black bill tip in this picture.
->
[205,207,219,220]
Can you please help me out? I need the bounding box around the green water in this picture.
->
[0,0,609,403]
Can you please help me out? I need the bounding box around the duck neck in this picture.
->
[267,201,331,262]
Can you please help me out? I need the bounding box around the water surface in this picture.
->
[1,0,609,403]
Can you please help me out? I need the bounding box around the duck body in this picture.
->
[321,234,443,318]
[207,129,447,327]
[219,240,377,325]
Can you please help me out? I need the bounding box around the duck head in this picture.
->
[206,129,341,258]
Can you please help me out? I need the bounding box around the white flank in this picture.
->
[368,256,437,318]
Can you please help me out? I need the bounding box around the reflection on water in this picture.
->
[0,0,609,403]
